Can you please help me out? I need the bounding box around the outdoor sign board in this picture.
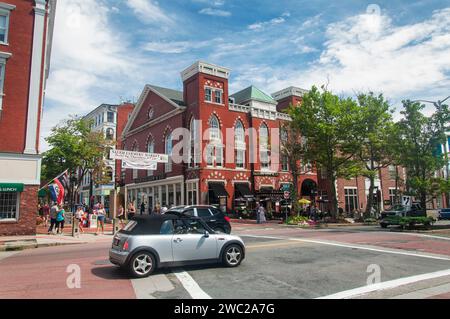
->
[110,150,168,163]
[402,196,412,207]
[122,159,158,171]
[0,183,24,192]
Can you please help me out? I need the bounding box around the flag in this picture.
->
[57,170,69,190]
[49,183,61,204]
[49,170,69,205]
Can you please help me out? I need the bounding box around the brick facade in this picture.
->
[0,1,56,236]
[0,185,38,236]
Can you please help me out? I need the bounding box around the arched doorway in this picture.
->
[301,179,318,198]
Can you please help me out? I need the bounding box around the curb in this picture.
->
[0,240,86,252]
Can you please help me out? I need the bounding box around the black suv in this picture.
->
[167,205,232,234]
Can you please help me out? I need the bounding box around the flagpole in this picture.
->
[38,169,69,191]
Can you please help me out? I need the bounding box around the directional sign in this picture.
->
[110,150,168,163]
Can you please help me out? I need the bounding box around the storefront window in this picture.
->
[0,192,19,221]
[162,186,167,206]
[176,184,182,206]
[344,188,358,213]
[168,185,175,207]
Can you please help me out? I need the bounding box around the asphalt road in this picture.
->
[2,225,450,299]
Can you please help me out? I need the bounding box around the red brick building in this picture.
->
[0,0,56,236]
[121,61,404,217]
[122,62,318,215]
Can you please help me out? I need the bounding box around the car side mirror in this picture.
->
[204,231,210,238]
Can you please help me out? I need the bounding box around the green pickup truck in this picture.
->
[380,203,430,229]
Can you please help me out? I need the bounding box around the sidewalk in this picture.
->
[0,233,114,252]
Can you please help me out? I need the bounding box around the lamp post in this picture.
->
[413,96,450,207]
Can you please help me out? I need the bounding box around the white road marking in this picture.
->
[317,268,450,299]
[0,251,19,262]
[241,235,450,261]
[390,282,450,299]
[172,269,212,299]
[131,274,174,299]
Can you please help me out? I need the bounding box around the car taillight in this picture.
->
[224,216,231,222]
[122,240,129,251]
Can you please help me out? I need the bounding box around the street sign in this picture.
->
[284,191,290,200]
[110,149,168,163]
[402,196,412,207]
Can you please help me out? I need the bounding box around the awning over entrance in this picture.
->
[234,183,253,199]
[209,182,229,198]
[0,183,24,192]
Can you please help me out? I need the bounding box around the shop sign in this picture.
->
[0,183,24,192]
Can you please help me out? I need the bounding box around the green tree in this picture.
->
[41,116,113,208]
[289,86,361,217]
[280,120,308,212]
[393,101,449,209]
[356,93,396,216]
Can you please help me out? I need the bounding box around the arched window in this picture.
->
[207,115,223,167]
[260,123,269,149]
[147,137,155,176]
[190,117,198,167]
[209,115,220,141]
[165,132,173,172]
[148,107,154,119]
[260,123,270,170]
[235,121,245,169]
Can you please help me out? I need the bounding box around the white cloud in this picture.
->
[126,0,173,25]
[248,14,287,30]
[238,7,450,109]
[199,8,231,17]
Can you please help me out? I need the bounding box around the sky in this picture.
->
[42,0,450,151]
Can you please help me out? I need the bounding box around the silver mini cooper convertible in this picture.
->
[109,214,245,278]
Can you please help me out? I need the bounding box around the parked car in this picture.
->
[380,203,427,228]
[438,208,450,220]
[167,205,232,234]
[109,214,245,278]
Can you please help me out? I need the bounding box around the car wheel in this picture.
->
[223,245,243,267]
[129,252,156,278]
[380,223,388,229]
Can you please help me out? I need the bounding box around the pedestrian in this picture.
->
[127,202,136,220]
[56,206,65,234]
[161,206,168,214]
[140,201,146,215]
[42,203,50,227]
[117,204,126,229]
[48,203,59,234]
[75,206,84,234]
[259,205,267,224]
[96,204,106,235]
[153,204,161,215]
[256,202,261,224]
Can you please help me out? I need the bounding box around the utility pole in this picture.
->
[413,96,450,207]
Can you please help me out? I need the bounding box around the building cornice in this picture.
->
[0,2,16,11]
[272,86,308,101]
[181,61,231,82]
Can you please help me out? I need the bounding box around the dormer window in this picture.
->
[214,89,223,104]
[205,87,212,102]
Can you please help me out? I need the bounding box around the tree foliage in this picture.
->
[393,101,450,209]
[41,116,113,207]
[288,86,362,216]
